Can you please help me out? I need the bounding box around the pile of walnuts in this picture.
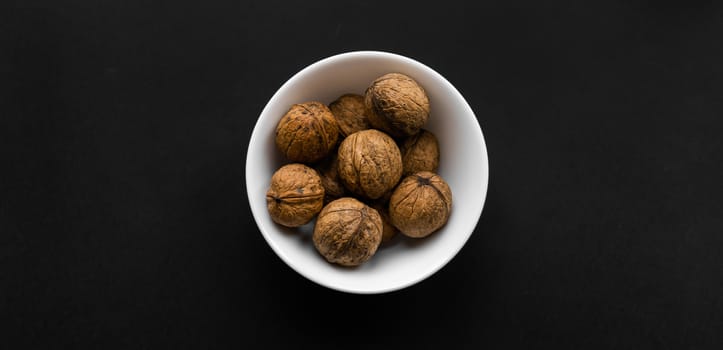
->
[266,73,452,267]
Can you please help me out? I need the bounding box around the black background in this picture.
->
[3,0,723,348]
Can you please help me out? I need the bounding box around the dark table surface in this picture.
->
[3,0,723,348]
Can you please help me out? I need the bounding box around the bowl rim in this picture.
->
[245,50,489,294]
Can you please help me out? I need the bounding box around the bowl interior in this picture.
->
[246,51,488,294]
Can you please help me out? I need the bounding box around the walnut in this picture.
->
[266,163,324,227]
[313,197,383,266]
[399,129,439,176]
[337,129,403,200]
[364,73,430,137]
[389,171,452,238]
[329,94,371,138]
[275,101,339,163]
[314,150,346,204]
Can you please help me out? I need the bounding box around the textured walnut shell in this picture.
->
[337,129,403,200]
[275,101,339,163]
[266,163,324,227]
[314,150,346,204]
[313,197,383,266]
[329,94,371,138]
[399,129,439,176]
[364,73,430,137]
[389,171,452,238]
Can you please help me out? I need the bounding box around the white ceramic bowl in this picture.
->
[246,51,489,294]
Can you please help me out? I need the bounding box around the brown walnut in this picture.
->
[364,73,430,137]
[266,163,324,227]
[313,197,383,266]
[328,94,371,138]
[389,171,452,238]
[337,129,403,200]
[399,129,439,176]
[275,101,339,163]
[314,150,346,204]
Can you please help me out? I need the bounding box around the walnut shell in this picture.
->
[266,163,324,227]
[337,129,403,200]
[399,129,439,176]
[275,101,339,163]
[364,73,430,137]
[389,171,452,238]
[329,94,371,138]
[314,150,346,204]
[313,197,383,266]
